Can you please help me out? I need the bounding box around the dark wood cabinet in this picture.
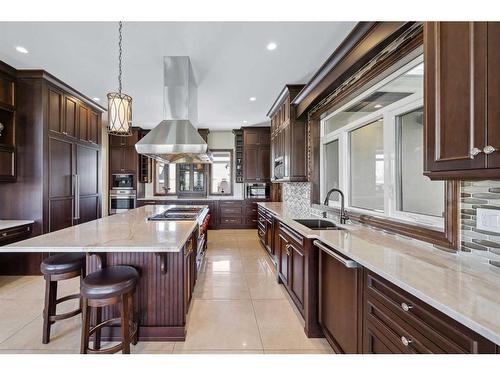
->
[243,127,270,182]
[184,234,196,311]
[268,85,308,182]
[108,129,140,187]
[138,129,152,183]
[257,206,275,257]
[0,69,104,275]
[0,223,35,275]
[318,241,362,354]
[0,62,17,182]
[424,22,500,179]
[363,270,496,353]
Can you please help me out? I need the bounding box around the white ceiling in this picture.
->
[0,22,356,130]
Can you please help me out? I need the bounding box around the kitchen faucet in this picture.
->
[323,188,349,224]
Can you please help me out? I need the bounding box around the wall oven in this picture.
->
[111,174,134,190]
[109,190,136,214]
[245,183,270,199]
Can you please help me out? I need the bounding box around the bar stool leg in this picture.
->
[42,277,56,344]
[49,281,58,321]
[120,293,131,354]
[130,292,138,345]
[80,298,90,354]
[94,307,102,350]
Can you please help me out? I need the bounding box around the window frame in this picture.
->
[153,161,177,196]
[320,55,445,231]
[209,149,234,196]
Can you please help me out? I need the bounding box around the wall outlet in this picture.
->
[476,208,500,233]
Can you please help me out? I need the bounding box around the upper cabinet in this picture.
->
[268,85,308,182]
[424,22,500,179]
[243,127,270,182]
[0,62,17,182]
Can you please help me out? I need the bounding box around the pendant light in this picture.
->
[107,21,132,136]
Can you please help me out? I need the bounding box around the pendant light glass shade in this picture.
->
[107,21,132,137]
[107,92,132,136]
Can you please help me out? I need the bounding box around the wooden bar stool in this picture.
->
[80,265,139,354]
[40,253,86,344]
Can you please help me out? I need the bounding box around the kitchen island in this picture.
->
[2,205,207,341]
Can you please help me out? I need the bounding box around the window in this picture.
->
[320,56,445,229]
[154,162,176,195]
[396,108,444,218]
[209,150,233,195]
[349,119,384,211]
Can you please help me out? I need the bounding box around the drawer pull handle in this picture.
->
[401,336,412,347]
[2,232,7,237]
[469,147,482,158]
[401,302,413,312]
[483,145,497,154]
[313,240,360,268]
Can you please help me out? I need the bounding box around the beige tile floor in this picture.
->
[0,229,333,354]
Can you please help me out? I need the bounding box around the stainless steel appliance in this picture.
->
[245,183,270,199]
[109,189,136,214]
[148,205,210,271]
[111,174,134,190]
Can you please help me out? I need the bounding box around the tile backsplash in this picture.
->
[282,182,311,212]
[461,180,500,262]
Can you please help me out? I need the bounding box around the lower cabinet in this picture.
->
[362,271,497,354]
[0,223,35,275]
[183,233,197,311]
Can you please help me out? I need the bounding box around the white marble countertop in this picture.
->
[1,206,201,253]
[0,220,35,231]
[137,196,245,201]
[257,202,500,346]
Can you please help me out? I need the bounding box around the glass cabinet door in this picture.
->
[192,164,205,192]
[178,164,191,192]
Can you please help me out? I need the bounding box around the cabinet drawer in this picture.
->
[220,206,243,217]
[220,217,242,225]
[278,222,304,247]
[219,200,242,207]
[246,217,258,226]
[365,271,496,353]
[0,224,32,245]
[365,295,437,353]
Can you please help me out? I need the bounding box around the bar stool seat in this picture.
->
[81,266,138,299]
[80,266,139,354]
[40,252,86,344]
[41,253,86,275]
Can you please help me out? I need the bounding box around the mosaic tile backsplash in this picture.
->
[461,180,500,262]
[282,182,312,213]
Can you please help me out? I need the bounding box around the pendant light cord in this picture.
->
[118,21,123,94]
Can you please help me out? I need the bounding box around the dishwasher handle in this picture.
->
[313,240,360,269]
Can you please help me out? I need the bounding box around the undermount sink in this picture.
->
[294,219,344,230]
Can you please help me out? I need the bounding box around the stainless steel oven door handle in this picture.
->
[313,240,360,268]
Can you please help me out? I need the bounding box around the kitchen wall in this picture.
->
[460,180,500,262]
[142,130,243,199]
[282,182,312,213]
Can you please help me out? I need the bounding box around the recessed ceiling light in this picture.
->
[243,120,248,124]
[374,104,383,108]
[266,42,277,51]
[249,97,256,102]
[15,46,28,54]
[92,97,100,102]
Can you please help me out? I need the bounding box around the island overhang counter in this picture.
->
[1,205,207,341]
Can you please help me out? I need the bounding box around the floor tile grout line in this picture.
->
[0,312,41,346]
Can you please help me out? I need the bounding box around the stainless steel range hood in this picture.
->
[135,56,212,163]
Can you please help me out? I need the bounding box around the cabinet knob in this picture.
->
[401,336,412,347]
[483,145,497,154]
[469,147,482,158]
[2,232,7,237]
[401,302,413,312]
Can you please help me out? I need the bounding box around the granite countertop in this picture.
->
[1,206,203,253]
[0,220,35,231]
[137,196,245,201]
[257,202,500,346]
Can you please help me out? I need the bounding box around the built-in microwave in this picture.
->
[111,174,134,190]
[245,183,270,199]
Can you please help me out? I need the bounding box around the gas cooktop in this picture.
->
[147,206,206,222]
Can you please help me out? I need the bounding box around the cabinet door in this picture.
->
[244,146,259,181]
[89,111,100,144]
[109,135,126,147]
[78,104,89,142]
[64,96,78,138]
[48,198,74,232]
[424,22,487,174]
[278,233,289,284]
[122,147,137,173]
[259,146,271,180]
[283,124,291,179]
[49,137,73,198]
[244,129,260,145]
[48,87,63,134]
[290,242,304,308]
[109,147,124,173]
[487,22,500,168]
[363,323,403,354]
